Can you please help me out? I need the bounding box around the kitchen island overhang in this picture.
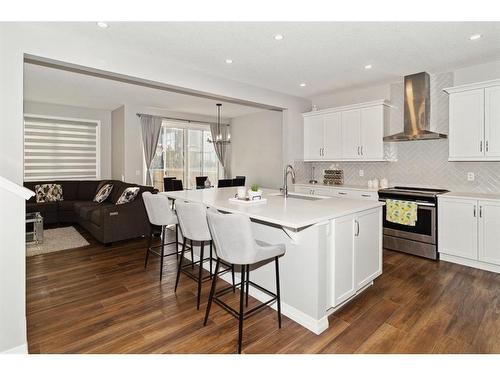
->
[161,187,384,334]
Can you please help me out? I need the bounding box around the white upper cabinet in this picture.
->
[445,79,500,161]
[341,109,361,159]
[303,115,325,160]
[303,100,389,162]
[323,112,342,160]
[485,86,500,159]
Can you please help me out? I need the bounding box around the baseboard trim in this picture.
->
[440,253,500,274]
[1,343,28,354]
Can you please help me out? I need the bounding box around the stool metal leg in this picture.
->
[209,240,213,277]
[245,266,250,307]
[175,237,187,292]
[204,258,220,326]
[159,226,165,281]
[190,239,194,269]
[144,233,152,269]
[275,256,282,329]
[175,224,179,259]
[238,264,246,354]
[231,265,236,293]
[197,241,205,310]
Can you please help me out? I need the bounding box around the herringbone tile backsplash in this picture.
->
[295,72,500,194]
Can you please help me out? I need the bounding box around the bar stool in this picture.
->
[174,200,235,310]
[204,209,286,354]
[142,192,182,281]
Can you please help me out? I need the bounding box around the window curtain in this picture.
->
[210,123,231,178]
[139,114,163,186]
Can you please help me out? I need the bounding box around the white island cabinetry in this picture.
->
[162,187,383,335]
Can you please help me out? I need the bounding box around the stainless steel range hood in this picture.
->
[384,72,447,142]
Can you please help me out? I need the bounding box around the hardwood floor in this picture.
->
[26,226,500,354]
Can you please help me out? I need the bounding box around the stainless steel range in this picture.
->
[378,186,449,260]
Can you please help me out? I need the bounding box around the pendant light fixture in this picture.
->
[208,103,231,145]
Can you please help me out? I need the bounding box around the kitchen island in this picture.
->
[161,187,384,334]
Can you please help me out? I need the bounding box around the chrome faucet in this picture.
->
[281,164,296,198]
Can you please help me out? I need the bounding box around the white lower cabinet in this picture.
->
[479,201,500,265]
[330,208,382,307]
[438,196,500,272]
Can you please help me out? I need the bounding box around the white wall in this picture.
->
[23,101,112,179]
[309,83,391,110]
[230,110,283,189]
[0,23,310,353]
[111,105,125,181]
[453,60,500,85]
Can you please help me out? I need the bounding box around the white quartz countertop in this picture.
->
[161,187,384,230]
[440,191,500,201]
[294,182,380,192]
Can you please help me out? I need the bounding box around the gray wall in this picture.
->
[296,61,500,193]
[24,101,112,179]
[111,106,125,181]
[230,110,283,189]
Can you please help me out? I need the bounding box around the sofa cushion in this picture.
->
[74,201,101,220]
[57,181,79,201]
[26,201,58,214]
[108,181,126,204]
[77,181,100,200]
[116,187,140,205]
[94,183,113,203]
[58,200,85,212]
[35,184,63,203]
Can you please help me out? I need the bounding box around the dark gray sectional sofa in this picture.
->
[24,179,156,244]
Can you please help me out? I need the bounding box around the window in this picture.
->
[150,120,221,191]
[24,115,100,181]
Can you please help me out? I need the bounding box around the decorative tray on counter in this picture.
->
[228,197,267,205]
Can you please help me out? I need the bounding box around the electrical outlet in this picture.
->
[359,169,364,177]
[467,172,475,181]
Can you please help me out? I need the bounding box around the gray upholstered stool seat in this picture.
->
[142,192,181,281]
[205,208,285,354]
[174,200,235,310]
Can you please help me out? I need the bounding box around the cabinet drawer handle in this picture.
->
[361,146,363,156]
[338,192,347,195]
[361,194,371,197]
[473,205,476,217]
[486,141,489,152]
[480,206,482,218]
[355,220,360,237]
[357,146,360,155]
[480,141,483,152]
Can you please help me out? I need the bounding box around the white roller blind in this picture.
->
[24,115,100,181]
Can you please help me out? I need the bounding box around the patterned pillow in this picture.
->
[35,184,63,203]
[93,183,113,203]
[116,187,140,205]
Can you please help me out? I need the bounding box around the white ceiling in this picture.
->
[23,63,266,118]
[23,22,500,97]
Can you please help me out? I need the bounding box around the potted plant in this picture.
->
[248,183,263,200]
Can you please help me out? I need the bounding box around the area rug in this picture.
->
[26,226,90,257]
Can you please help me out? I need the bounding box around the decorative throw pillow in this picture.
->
[35,184,63,203]
[93,183,113,203]
[116,187,140,205]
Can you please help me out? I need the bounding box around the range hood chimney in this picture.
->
[384,72,447,142]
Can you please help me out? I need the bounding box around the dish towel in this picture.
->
[386,199,418,226]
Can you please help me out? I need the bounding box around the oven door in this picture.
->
[380,200,436,244]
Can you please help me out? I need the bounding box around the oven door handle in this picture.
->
[379,198,435,207]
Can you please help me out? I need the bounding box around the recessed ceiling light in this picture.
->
[96,22,109,29]
[225,59,233,64]
[299,83,307,87]
[469,34,482,41]
[364,64,373,70]
[274,34,284,41]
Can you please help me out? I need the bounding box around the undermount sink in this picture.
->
[272,193,325,201]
